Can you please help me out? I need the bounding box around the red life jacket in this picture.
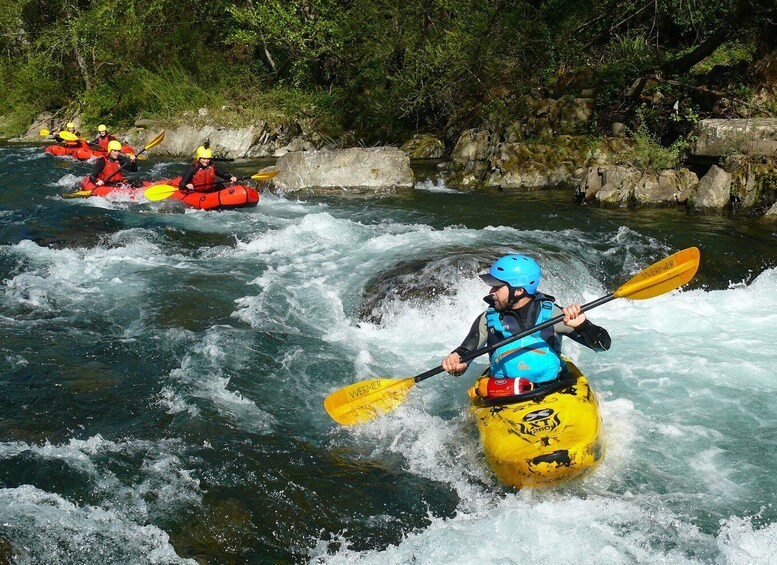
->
[97,156,123,182]
[97,134,116,150]
[191,164,216,191]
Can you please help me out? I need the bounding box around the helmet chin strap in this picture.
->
[505,285,522,309]
[482,286,524,309]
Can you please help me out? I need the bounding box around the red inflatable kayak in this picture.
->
[45,142,136,161]
[67,176,260,211]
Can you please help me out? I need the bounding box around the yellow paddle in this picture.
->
[143,184,180,201]
[251,171,280,181]
[61,190,95,199]
[324,247,701,426]
[39,129,50,137]
[101,130,165,184]
[57,131,80,142]
[144,170,279,201]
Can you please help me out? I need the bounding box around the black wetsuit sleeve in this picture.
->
[90,159,105,182]
[215,166,234,181]
[557,318,611,351]
[573,320,611,351]
[452,314,487,358]
[179,165,197,188]
[550,305,611,352]
[117,154,137,173]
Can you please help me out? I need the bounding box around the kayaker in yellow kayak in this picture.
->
[442,255,611,390]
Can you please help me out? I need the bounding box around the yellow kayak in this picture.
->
[470,360,604,489]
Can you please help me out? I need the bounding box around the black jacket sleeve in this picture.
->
[179,164,197,188]
[89,159,105,182]
[452,314,487,358]
[214,166,234,181]
[569,319,611,351]
[117,154,137,173]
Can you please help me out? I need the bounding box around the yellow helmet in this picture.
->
[98,124,107,132]
[107,140,123,152]
[196,146,213,159]
[66,122,76,130]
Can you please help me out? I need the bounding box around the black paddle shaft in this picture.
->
[103,145,151,183]
[412,293,616,384]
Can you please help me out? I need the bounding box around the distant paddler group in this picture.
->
[49,127,278,211]
[41,123,137,160]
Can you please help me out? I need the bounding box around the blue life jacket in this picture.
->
[485,298,564,383]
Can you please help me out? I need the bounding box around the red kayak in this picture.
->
[68,176,260,211]
[45,142,136,161]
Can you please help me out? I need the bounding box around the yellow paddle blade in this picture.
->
[614,247,700,300]
[324,377,416,425]
[144,130,165,151]
[62,190,93,199]
[251,170,279,181]
[144,184,179,201]
[58,131,79,141]
[136,154,147,160]
[39,129,50,137]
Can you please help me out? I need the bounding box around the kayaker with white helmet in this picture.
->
[89,140,137,186]
[179,146,237,192]
[442,255,611,391]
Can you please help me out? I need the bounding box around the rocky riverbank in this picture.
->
[12,104,777,216]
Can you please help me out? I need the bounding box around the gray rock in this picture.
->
[691,119,777,157]
[16,111,69,141]
[688,165,732,210]
[452,129,491,162]
[400,134,445,159]
[272,147,413,193]
[611,122,627,138]
[633,169,698,206]
[578,165,641,207]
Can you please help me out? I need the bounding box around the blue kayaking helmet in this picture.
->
[480,255,542,295]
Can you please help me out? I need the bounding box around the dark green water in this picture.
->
[2,143,777,564]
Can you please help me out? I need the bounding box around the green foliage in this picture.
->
[0,0,769,143]
[690,40,755,75]
[622,108,685,173]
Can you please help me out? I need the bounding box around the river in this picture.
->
[1,143,777,563]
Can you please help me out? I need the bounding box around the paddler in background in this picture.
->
[179,146,237,192]
[90,124,117,150]
[53,122,82,146]
[442,255,611,397]
[89,140,137,187]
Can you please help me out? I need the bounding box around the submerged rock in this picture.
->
[359,255,489,323]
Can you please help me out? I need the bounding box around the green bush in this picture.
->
[621,109,685,173]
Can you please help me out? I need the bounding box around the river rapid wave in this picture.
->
[1,144,776,563]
